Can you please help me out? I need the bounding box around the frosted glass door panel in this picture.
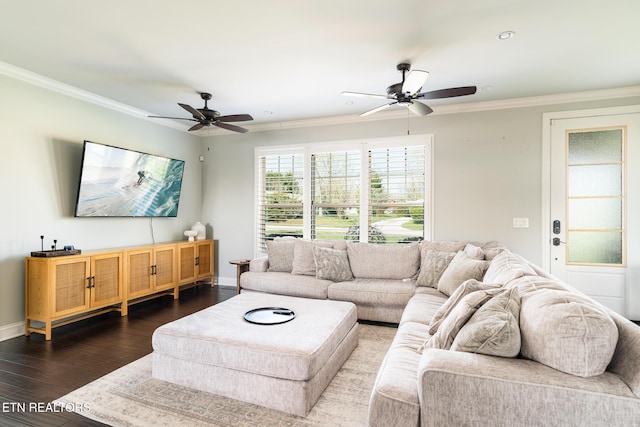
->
[568,164,622,197]
[567,231,623,264]
[568,198,622,230]
[568,129,623,163]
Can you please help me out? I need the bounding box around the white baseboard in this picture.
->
[216,276,237,288]
[0,321,25,342]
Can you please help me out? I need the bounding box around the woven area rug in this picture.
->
[55,324,396,427]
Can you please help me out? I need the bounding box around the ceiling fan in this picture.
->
[149,92,253,133]
[342,63,477,117]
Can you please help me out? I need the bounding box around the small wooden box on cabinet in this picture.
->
[25,239,214,340]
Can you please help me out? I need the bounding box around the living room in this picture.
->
[1,1,640,425]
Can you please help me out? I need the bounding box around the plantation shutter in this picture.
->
[257,153,304,254]
[310,150,361,241]
[368,145,426,243]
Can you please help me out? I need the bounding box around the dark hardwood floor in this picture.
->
[0,284,237,426]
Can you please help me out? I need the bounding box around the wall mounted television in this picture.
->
[74,141,185,217]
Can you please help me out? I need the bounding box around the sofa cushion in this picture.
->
[424,288,500,350]
[347,242,420,280]
[240,271,332,299]
[416,249,456,288]
[400,290,449,326]
[314,247,353,282]
[328,278,415,306]
[520,289,618,377]
[291,239,333,276]
[266,238,297,272]
[437,251,489,297]
[429,279,502,335]
[483,250,537,285]
[451,287,521,357]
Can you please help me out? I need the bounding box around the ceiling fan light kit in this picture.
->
[149,92,253,133]
[342,62,477,117]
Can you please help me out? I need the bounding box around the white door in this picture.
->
[547,106,640,320]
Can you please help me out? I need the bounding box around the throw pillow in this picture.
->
[266,238,297,272]
[451,287,521,357]
[416,249,456,288]
[314,246,354,282]
[424,288,500,350]
[519,289,618,377]
[464,243,485,260]
[437,251,489,297]
[428,279,502,335]
[291,240,333,276]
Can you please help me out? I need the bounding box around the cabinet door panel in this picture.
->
[178,245,196,283]
[197,241,213,279]
[127,251,153,297]
[92,253,122,306]
[53,259,90,317]
[155,246,176,290]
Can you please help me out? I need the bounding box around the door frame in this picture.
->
[541,104,640,272]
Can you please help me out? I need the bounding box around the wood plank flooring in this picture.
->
[0,284,236,426]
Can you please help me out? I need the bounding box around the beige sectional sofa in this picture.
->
[239,238,640,426]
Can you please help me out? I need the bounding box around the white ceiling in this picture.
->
[2,0,640,132]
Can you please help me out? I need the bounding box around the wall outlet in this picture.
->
[513,218,529,228]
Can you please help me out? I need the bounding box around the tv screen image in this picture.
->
[75,141,185,217]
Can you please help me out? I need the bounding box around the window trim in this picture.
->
[254,135,433,256]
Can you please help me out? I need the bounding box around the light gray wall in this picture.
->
[203,96,640,285]
[0,75,203,338]
[2,68,639,336]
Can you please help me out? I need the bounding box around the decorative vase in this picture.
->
[184,230,197,242]
[191,221,206,241]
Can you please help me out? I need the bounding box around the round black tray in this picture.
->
[244,307,295,325]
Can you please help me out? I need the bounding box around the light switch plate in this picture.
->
[513,218,529,228]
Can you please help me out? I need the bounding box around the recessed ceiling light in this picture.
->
[264,110,273,115]
[497,30,515,40]
[480,85,494,91]
[346,100,354,105]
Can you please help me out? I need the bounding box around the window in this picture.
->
[255,135,432,254]
[566,127,625,265]
[311,150,361,241]
[256,151,304,253]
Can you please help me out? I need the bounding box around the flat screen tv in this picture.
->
[74,141,185,217]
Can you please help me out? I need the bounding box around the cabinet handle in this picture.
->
[151,265,157,275]
[195,256,200,266]
[87,277,92,289]
[91,276,96,288]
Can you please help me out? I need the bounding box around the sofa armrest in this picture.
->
[418,349,639,427]
[249,256,269,272]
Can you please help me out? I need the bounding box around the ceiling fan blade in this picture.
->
[416,86,477,100]
[218,114,254,122]
[178,103,206,121]
[188,123,206,131]
[360,102,397,117]
[341,91,389,100]
[402,70,429,95]
[406,101,433,116]
[148,115,198,122]
[215,122,249,133]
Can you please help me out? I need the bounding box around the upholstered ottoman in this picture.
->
[151,292,358,416]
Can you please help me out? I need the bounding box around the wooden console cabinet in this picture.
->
[25,239,214,340]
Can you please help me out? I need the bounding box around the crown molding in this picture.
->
[3,60,639,137]
[0,61,188,133]
[200,85,640,136]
